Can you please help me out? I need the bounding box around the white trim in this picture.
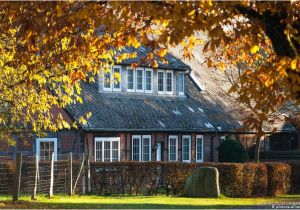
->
[126,67,135,92]
[132,135,141,161]
[94,137,120,162]
[178,72,185,95]
[165,70,173,95]
[220,135,226,142]
[168,135,178,161]
[157,70,165,94]
[144,68,153,93]
[196,135,204,162]
[112,65,122,92]
[135,67,144,92]
[182,135,191,163]
[36,138,58,161]
[142,135,152,161]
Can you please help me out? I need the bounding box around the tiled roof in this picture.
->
[118,46,190,71]
[67,76,241,132]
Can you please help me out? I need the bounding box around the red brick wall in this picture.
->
[86,131,224,163]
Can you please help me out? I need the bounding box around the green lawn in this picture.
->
[0,194,299,209]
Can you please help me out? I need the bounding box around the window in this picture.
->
[127,68,135,91]
[145,68,153,93]
[113,66,121,91]
[132,135,151,161]
[166,71,173,94]
[36,138,58,161]
[178,72,184,95]
[168,135,178,161]
[103,65,121,91]
[95,137,120,162]
[196,135,204,162]
[182,135,191,162]
[136,68,144,92]
[158,71,165,93]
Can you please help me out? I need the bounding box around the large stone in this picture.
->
[184,167,220,198]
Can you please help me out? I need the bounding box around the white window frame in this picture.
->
[144,68,153,93]
[132,135,142,161]
[165,70,173,94]
[178,72,185,95]
[94,137,120,162]
[36,138,58,161]
[182,135,191,163]
[135,67,144,92]
[142,135,152,161]
[220,135,226,142]
[157,70,165,94]
[103,69,112,91]
[168,135,178,162]
[112,65,121,92]
[196,135,204,163]
[126,67,135,92]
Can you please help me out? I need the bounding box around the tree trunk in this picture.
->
[254,134,261,163]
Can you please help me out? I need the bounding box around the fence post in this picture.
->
[85,154,91,193]
[72,153,85,195]
[68,152,73,195]
[49,152,54,198]
[31,154,39,200]
[12,153,22,201]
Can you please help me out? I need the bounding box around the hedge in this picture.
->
[90,162,291,197]
[284,161,300,194]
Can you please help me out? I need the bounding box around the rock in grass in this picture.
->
[184,167,220,198]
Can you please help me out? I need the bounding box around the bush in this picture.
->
[265,162,291,196]
[218,139,249,163]
[286,161,300,194]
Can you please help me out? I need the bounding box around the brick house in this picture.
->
[4,42,299,161]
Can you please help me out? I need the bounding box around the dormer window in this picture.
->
[127,68,134,92]
[166,71,173,94]
[136,68,144,92]
[145,68,153,93]
[103,65,121,91]
[158,70,165,93]
[158,70,173,95]
[178,72,184,95]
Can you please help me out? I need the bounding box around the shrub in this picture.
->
[265,162,291,196]
[286,161,300,194]
[218,139,249,163]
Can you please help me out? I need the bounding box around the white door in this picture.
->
[156,143,162,161]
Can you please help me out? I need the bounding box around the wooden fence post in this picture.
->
[31,154,39,200]
[72,153,85,195]
[12,153,22,201]
[49,152,54,198]
[68,152,73,195]
[85,154,91,193]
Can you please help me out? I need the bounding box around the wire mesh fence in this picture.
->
[0,153,86,200]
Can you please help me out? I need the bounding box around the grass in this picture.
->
[0,194,299,209]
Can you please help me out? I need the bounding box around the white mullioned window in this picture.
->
[178,72,184,95]
[95,137,120,162]
[127,67,135,92]
[36,138,58,161]
[157,70,165,93]
[136,68,144,92]
[145,68,153,93]
[166,70,173,94]
[168,135,178,161]
[182,135,191,162]
[103,65,121,91]
[132,135,151,161]
[196,135,204,162]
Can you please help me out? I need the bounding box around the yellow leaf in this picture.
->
[250,45,259,54]
[291,59,297,70]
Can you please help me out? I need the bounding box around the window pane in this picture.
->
[96,141,103,162]
[169,137,177,161]
[112,141,119,162]
[104,141,111,162]
[166,72,173,92]
[142,137,151,161]
[127,69,134,90]
[178,73,184,93]
[113,67,120,89]
[182,137,190,161]
[132,137,140,161]
[158,72,164,92]
[145,70,152,91]
[196,137,203,161]
[136,70,143,90]
[104,71,111,88]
